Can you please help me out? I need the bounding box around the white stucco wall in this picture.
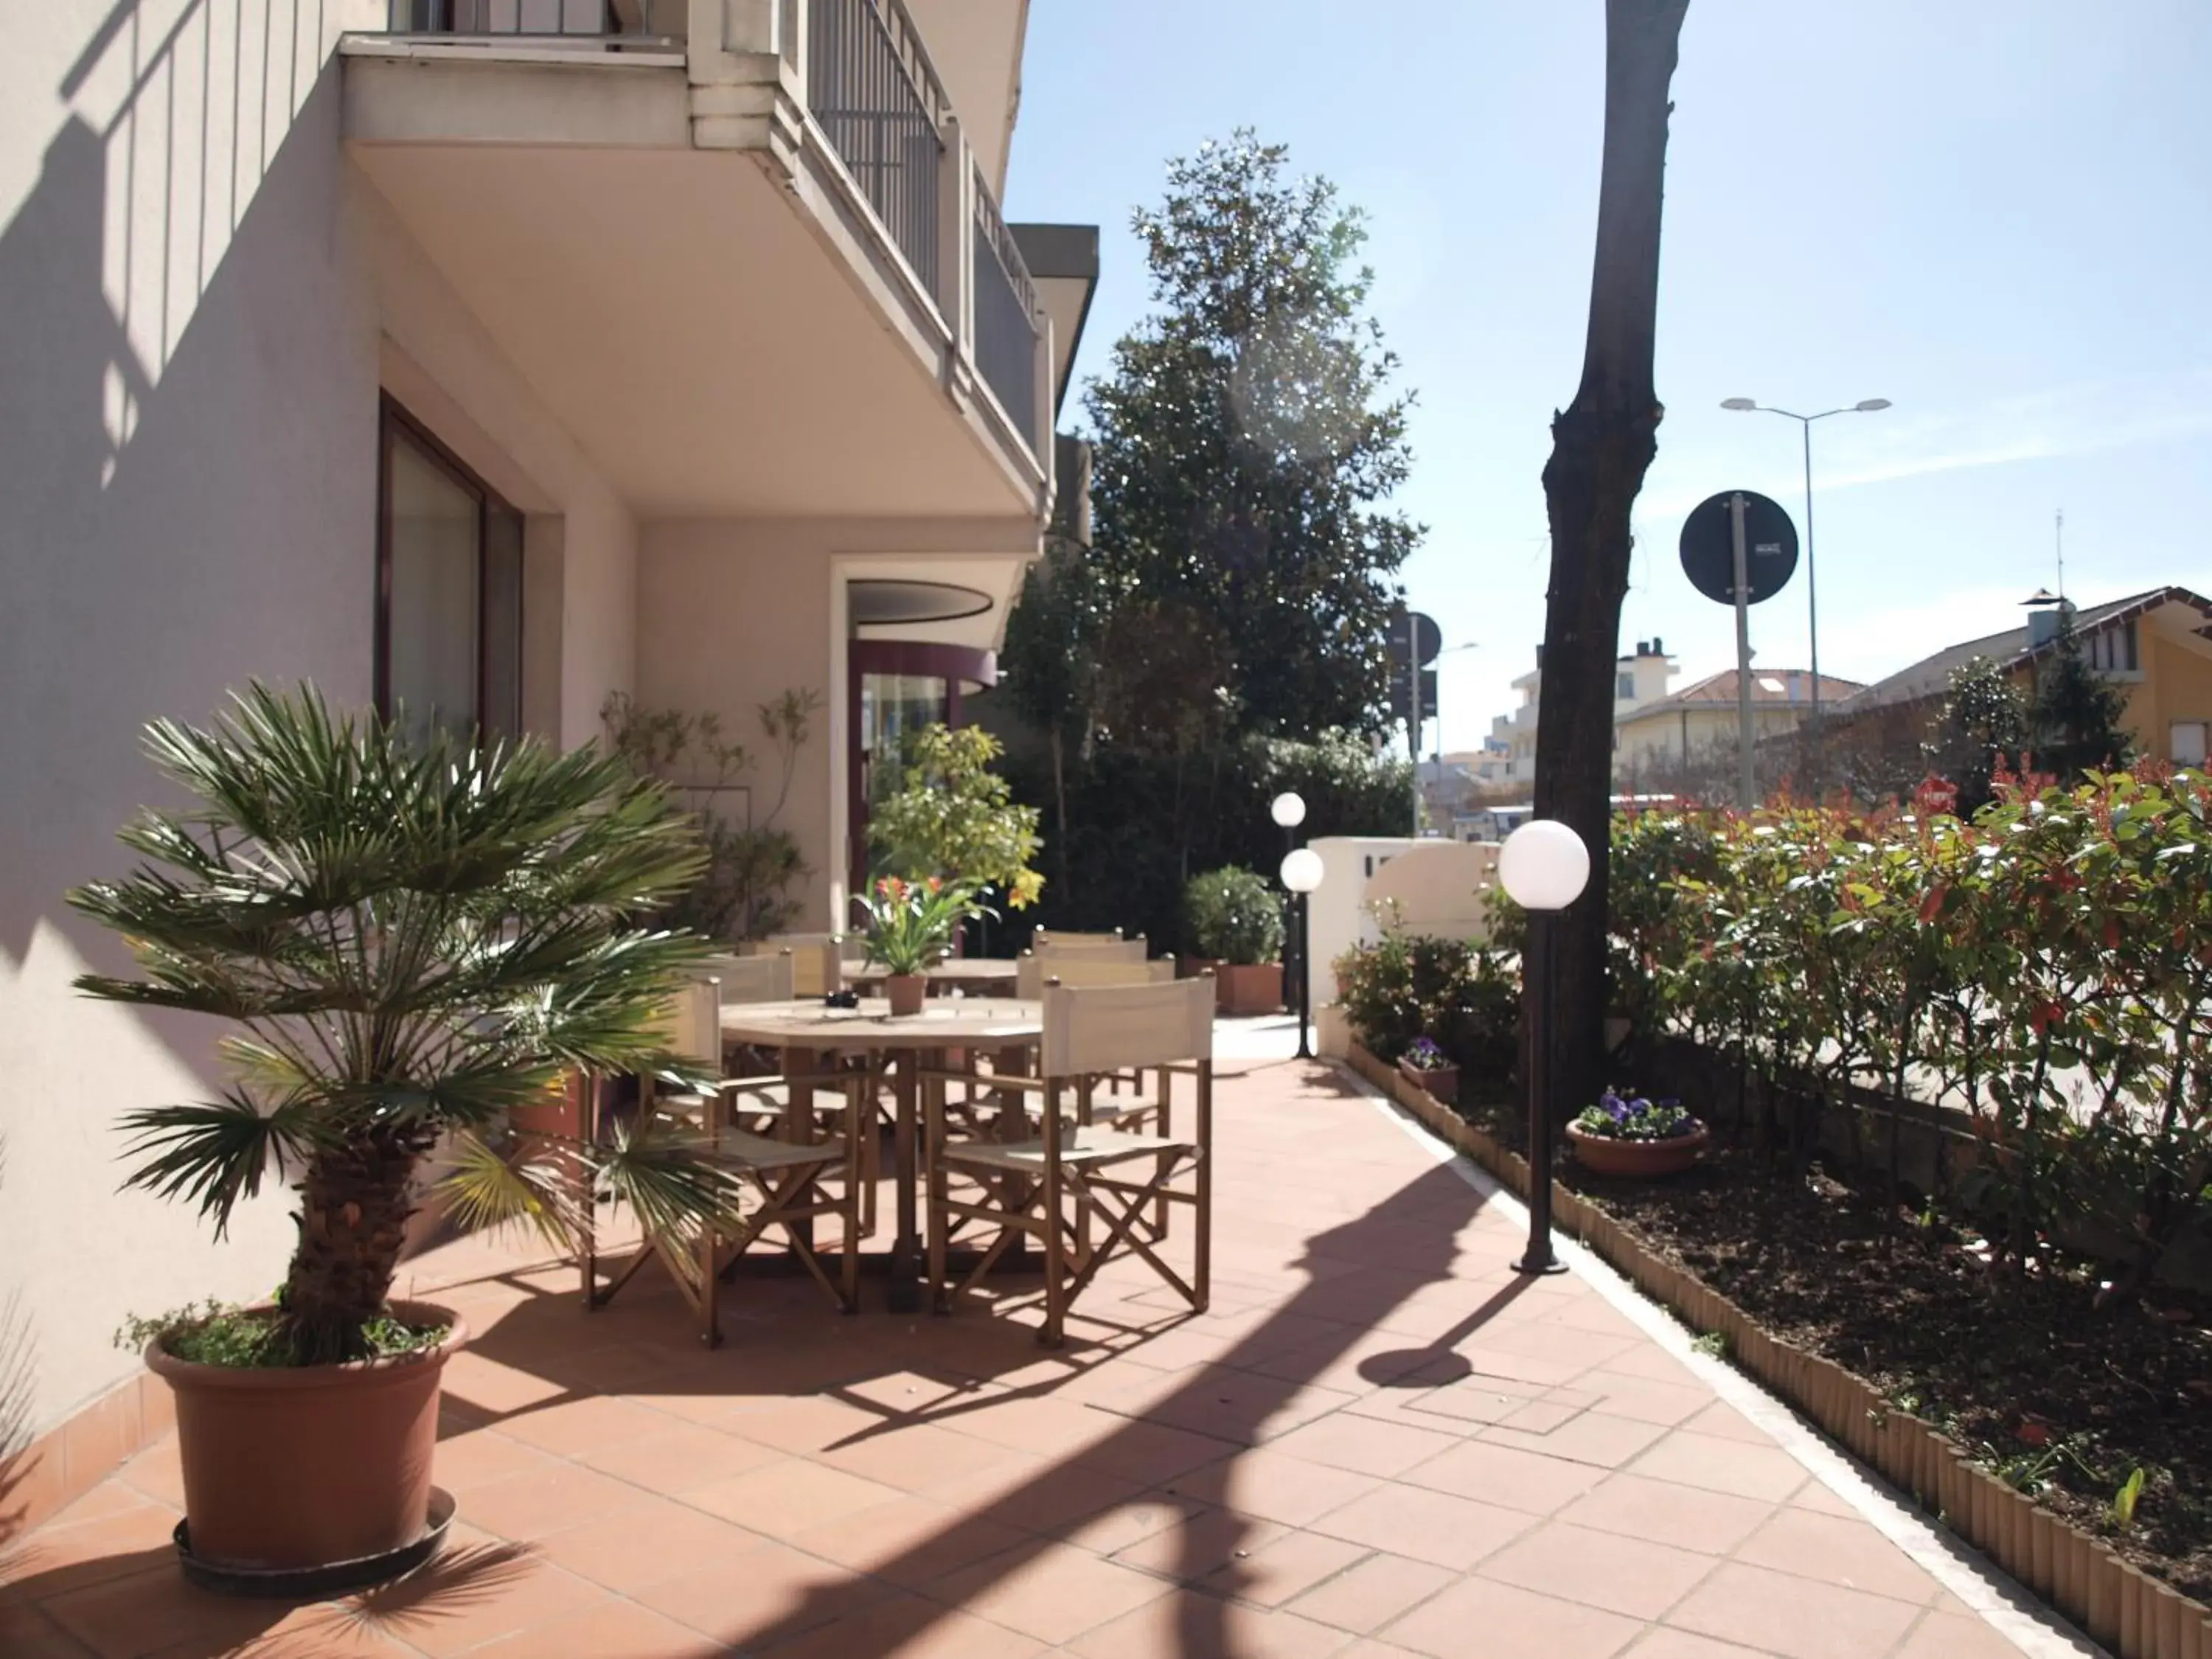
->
[636,519,1037,935]
[361,183,638,750]
[637,525,839,931]
[0,1,639,1447]
[0,3,384,1444]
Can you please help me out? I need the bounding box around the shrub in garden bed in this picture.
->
[1598,766,2212,1603]
[1334,927,1518,1093]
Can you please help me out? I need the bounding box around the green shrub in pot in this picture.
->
[1182,866,1285,966]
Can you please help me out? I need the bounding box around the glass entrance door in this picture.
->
[846,639,998,911]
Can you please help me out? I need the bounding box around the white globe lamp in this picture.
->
[1498,820,1590,913]
[1270,791,1307,829]
[1279,847,1323,893]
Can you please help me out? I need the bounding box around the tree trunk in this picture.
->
[1531,0,1691,1130]
[282,1127,437,1365]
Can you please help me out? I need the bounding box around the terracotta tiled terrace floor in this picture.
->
[3,1039,2096,1658]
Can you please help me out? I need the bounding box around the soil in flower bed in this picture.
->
[1453,1093,2212,1602]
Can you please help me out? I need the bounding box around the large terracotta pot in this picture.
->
[146,1300,467,1573]
[885,973,927,1016]
[1214,962,1284,1018]
[1565,1121,1709,1179]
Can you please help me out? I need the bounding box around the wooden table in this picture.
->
[719,998,1043,1312]
[841,959,1020,994]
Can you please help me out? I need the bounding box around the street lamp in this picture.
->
[1498,818,1590,1276]
[1279,846,1323,1061]
[1272,792,1313,1059]
[1720,396,1892,790]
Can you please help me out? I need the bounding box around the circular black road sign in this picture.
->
[1679,490,1799,605]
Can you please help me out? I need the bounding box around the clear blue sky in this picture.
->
[1002,0,2212,754]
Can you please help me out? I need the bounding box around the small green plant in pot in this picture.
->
[69,686,743,1587]
[858,875,990,1014]
[1183,866,1286,1016]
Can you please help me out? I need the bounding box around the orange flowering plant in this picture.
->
[858,874,990,977]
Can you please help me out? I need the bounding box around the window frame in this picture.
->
[374,394,524,737]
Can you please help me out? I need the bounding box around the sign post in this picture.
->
[1388,608,1442,832]
[1679,490,1800,812]
[1730,493,1755,810]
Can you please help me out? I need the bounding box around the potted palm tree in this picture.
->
[69,686,742,1593]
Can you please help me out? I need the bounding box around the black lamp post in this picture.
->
[1279,848,1321,1061]
[1498,819,1590,1276]
[1271,793,1315,1060]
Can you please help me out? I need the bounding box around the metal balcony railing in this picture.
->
[382,1,666,38]
[808,0,946,302]
[971,171,1040,448]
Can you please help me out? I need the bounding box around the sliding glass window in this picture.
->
[375,397,523,745]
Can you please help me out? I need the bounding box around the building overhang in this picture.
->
[1010,223,1099,419]
[342,37,1048,521]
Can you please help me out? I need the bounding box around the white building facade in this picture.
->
[0,0,1092,1516]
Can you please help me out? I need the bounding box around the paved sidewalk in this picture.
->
[1,1048,2096,1658]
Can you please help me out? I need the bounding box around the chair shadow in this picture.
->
[440,1062,1526,1658]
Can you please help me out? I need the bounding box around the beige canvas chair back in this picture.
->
[1033,928,1123,947]
[703,951,794,1007]
[655,978,724,1069]
[1032,937,1146,964]
[1016,952,1176,1000]
[749,933,841,996]
[1041,977,1214,1077]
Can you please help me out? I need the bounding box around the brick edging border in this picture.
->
[1343,1041,2212,1659]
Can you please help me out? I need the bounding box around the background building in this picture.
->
[1613,667,1865,790]
[1484,637,1676,786]
[1828,586,2212,771]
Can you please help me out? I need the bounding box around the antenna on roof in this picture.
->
[2054,509,2066,601]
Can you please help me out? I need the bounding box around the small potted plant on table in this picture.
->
[69,686,740,1593]
[1397,1037,1459,1105]
[1183,866,1287,1017]
[1565,1087,1709,1178]
[860,875,987,1015]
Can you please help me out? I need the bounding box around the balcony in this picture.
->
[344,0,1051,520]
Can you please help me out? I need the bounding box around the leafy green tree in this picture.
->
[998,539,1110,889]
[68,686,740,1366]
[1053,131,1421,745]
[868,724,1044,909]
[2028,616,2135,782]
[1928,657,2028,815]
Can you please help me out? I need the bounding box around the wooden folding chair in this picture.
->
[1032,936,1147,964]
[1012,953,1178,1118]
[589,978,863,1346]
[748,933,844,997]
[704,953,881,1238]
[925,976,1213,1346]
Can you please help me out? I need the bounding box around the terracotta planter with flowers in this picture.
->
[1396,1038,1459,1105]
[1565,1088,1708,1178]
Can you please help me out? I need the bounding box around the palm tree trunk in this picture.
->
[282,1127,437,1364]
[1531,0,1691,1130]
